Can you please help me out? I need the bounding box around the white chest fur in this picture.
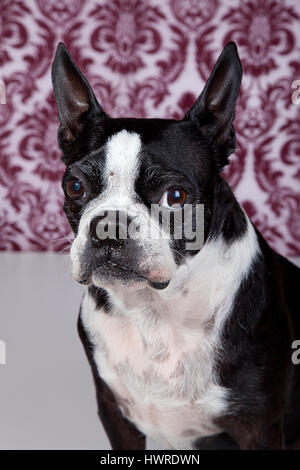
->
[80,221,259,450]
[81,289,226,449]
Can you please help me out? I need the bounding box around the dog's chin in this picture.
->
[74,262,171,291]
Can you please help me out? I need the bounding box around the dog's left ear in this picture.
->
[185,42,242,168]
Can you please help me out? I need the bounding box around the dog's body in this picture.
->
[52,42,300,450]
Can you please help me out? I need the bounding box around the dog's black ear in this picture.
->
[52,43,106,148]
[185,42,242,168]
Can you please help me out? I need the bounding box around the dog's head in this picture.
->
[52,42,242,290]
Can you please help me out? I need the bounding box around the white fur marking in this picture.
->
[70,129,177,285]
[104,130,142,199]
[81,215,260,449]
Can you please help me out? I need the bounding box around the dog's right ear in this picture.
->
[52,43,106,152]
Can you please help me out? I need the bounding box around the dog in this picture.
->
[52,41,300,450]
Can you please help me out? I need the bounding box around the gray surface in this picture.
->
[0,253,110,449]
[0,252,299,450]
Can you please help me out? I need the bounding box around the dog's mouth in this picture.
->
[78,260,170,290]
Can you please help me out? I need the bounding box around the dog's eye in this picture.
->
[160,188,188,209]
[66,179,85,199]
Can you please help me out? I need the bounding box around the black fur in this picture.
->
[52,42,300,450]
[88,285,111,313]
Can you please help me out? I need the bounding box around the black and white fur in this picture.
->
[52,42,300,450]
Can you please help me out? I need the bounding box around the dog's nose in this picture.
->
[89,211,135,248]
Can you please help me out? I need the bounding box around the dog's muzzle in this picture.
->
[89,210,136,249]
[84,210,170,290]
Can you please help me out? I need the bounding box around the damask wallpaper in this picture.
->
[0,0,299,255]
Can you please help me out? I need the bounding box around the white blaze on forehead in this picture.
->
[104,130,142,196]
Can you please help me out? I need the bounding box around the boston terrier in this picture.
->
[52,42,300,450]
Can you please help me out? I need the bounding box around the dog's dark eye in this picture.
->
[66,179,85,199]
[160,188,188,209]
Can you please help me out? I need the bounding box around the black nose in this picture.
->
[89,211,135,248]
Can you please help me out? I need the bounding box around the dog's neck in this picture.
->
[95,179,260,334]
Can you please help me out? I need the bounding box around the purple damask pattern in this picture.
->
[0,0,299,255]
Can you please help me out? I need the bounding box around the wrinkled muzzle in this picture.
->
[70,201,178,290]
